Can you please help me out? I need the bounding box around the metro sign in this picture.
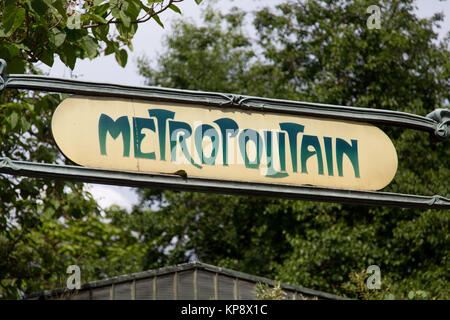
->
[51,96,398,191]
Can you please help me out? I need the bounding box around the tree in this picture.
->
[0,0,202,299]
[135,0,449,299]
[0,0,202,72]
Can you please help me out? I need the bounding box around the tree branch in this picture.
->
[82,0,183,29]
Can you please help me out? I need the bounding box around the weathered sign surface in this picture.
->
[51,96,398,191]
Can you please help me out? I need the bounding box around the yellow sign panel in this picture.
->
[51,96,398,191]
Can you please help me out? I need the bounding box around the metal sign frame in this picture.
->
[0,59,448,209]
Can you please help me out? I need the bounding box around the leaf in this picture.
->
[20,117,31,132]
[39,48,54,67]
[111,7,121,20]
[115,49,128,67]
[43,207,55,219]
[81,36,98,59]
[125,0,140,21]
[94,2,110,16]
[92,24,109,41]
[194,0,203,4]
[152,14,164,28]
[30,0,48,15]
[52,0,67,17]
[60,44,77,69]
[169,4,181,14]
[104,41,117,56]
[119,10,131,28]
[50,29,66,48]
[127,42,134,52]
[89,13,108,24]
[2,6,25,37]
[8,112,19,129]
[50,199,60,210]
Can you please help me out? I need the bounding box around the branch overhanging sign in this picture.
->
[0,59,449,209]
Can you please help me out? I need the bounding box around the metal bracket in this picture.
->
[0,59,6,91]
[0,156,20,170]
[426,108,450,139]
[219,94,251,108]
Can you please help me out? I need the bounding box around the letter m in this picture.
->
[98,114,131,157]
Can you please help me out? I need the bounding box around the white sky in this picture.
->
[38,0,450,211]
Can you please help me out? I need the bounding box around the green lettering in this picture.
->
[133,117,156,160]
[300,135,324,175]
[169,120,202,169]
[323,136,333,176]
[336,138,360,178]
[213,118,239,166]
[279,123,304,173]
[239,129,263,169]
[148,109,175,161]
[98,114,130,157]
[194,124,219,165]
[264,131,288,178]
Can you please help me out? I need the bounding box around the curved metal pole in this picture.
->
[0,59,448,210]
[0,157,448,210]
[0,60,447,139]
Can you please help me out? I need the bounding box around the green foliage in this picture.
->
[138,7,256,94]
[135,1,449,299]
[341,268,393,300]
[1,0,447,300]
[0,90,147,298]
[255,282,287,300]
[0,0,203,72]
[0,0,201,299]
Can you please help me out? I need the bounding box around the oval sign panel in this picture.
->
[52,96,398,191]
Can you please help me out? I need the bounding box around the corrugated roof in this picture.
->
[24,261,348,300]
